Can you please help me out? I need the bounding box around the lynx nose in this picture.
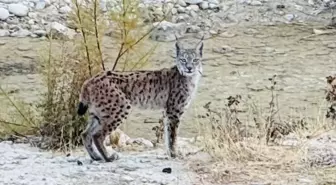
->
[186,66,192,72]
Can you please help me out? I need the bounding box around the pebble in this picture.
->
[185,0,203,5]
[0,41,6,45]
[162,167,172,174]
[250,0,262,6]
[77,160,83,166]
[219,31,236,38]
[284,14,295,21]
[121,175,134,182]
[208,0,219,4]
[171,8,177,14]
[209,3,218,9]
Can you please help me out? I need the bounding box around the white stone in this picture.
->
[59,5,71,14]
[189,4,199,11]
[207,0,219,4]
[0,29,9,37]
[33,29,46,37]
[308,0,315,5]
[35,0,46,10]
[284,14,295,21]
[250,0,262,6]
[0,0,19,3]
[209,3,217,9]
[171,8,177,14]
[8,4,29,17]
[0,8,9,21]
[28,19,35,25]
[177,0,187,6]
[177,6,186,13]
[199,1,209,9]
[185,0,203,5]
[47,22,77,40]
[28,12,37,18]
[10,29,31,37]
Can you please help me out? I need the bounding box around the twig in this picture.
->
[0,119,38,129]
[93,0,105,71]
[0,86,36,127]
[74,0,93,76]
[112,0,176,71]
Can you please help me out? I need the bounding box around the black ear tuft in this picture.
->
[175,42,180,56]
[175,34,182,56]
[196,42,203,57]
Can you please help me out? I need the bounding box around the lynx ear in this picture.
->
[175,34,183,56]
[195,36,204,57]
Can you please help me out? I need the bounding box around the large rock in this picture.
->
[0,8,9,21]
[302,130,336,167]
[10,29,32,37]
[8,4,29,17]
[46,22,77,40]
[150,20,187,42]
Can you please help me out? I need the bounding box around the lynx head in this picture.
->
[175,36,204,77]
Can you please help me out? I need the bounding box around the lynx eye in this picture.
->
[180,59,187,63]
[193,59,199,63]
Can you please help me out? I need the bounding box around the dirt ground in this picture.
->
[1,23,334,140]
[1,23,336,185]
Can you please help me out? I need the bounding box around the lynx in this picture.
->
[77,37,204,162]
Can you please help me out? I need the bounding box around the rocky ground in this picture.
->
[0,136,213,185]
[1,0,336,184]
[1,0,336,40]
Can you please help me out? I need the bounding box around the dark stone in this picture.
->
[77,160,83,166]
[162,167,172,173]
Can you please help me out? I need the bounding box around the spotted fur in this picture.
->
[77,37,204,162]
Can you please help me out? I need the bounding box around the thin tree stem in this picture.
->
[74,0,92,76]
[93,0,105,71]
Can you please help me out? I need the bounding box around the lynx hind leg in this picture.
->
[81,115,102,161]
[91,90,132,162]
[97,130,119,161]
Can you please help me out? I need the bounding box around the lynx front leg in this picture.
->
[163,115,180,158]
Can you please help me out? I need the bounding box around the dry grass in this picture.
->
[0,0,166,151]
[194,75,336,184]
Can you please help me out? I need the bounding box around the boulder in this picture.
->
[8,3,29,17]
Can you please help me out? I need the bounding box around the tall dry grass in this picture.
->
[195,75,336,184]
